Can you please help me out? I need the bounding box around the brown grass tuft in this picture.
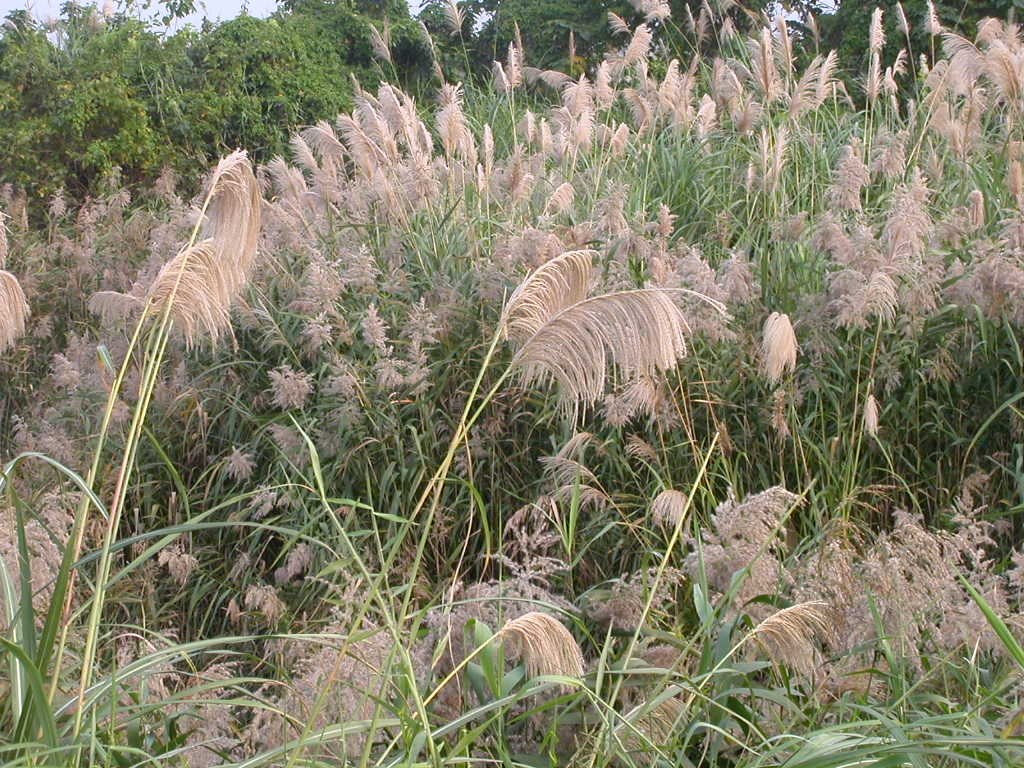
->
[498,611,584,681]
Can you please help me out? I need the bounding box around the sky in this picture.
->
[0,0,421,27]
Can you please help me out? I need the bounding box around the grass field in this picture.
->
[3,4,1024,766]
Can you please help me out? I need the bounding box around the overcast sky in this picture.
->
[0,0,422,26]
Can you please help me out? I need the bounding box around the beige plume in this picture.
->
[127,151,261,347]
[0,268,29,354]
[511,290,693,419]
[500,250,594,343]
[760,312,798,384]
[651,489,689,528]
[863,393,880,437]
[751,600,833,677]
[498,612,584,681]
[443,0,464,36]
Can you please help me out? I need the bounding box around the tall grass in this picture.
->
[2,2,1024,766]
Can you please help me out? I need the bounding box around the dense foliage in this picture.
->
[0,0,430,204]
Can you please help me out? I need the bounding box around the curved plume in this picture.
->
[131,151,261,347]
[751,600,833,677]
[511,290,692,419]
[500,250,594,343]
[300,121,347,167]
[498,612,584,680]
[0,268,29,353]
[146,240,231,347]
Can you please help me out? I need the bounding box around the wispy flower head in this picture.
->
[760,312,798,384]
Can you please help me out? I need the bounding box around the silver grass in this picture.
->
[544,182,575,216]
[540,455,599,487]
[562,74,594,117]
[266,156,308,206]
[644,1,671,24]
[553,431,596,461]
[925,1,942,36]
[337,113,385,177]
[751,600,833,677]
[595,61,616,107]
[816,50,840,105]
[437,83,476,163]
[869,7,885,55]
[760,311,798,384]
[775,15,794,80]
[500,249,594,343]
[368,23,391,64]
[863,393,880,437]
[510,289,695,419]
[290,134,320,175]
[748,27,782,103]
[144,151,261,347]
[0,268,29,353]
[0,209,7,268]
[624,24,654,66]
[608,12,631,37]
[498,611,584,681]
[651,489,689,528]
[300,121,346,168]
[146,240,231,347]
[895,2,909,35]
[443,0,464,36]
[807,11,820,45]
[88,290,143,325]
[968,189,986,229]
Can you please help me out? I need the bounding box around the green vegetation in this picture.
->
[0,0,430,203]
[2,1,1024,766]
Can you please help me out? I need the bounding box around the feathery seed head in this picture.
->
[498,611,584,681]
[651,489,689,528]
[0,268,30,353]
[760,312,798,384]
[144,151,261,347]
[751,601,833,677]
[863,393,880,437]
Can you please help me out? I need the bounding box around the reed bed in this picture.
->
[2,3,1024,766]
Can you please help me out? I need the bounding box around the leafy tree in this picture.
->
[0,0,431,205]
[815,0,1019,79]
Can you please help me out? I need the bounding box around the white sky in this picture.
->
[0,0,420,27]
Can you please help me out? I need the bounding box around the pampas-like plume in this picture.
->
[0,209,7,267]
[968,189,986,229]
[498,612,584,680]
[748,26,782,103]
[924,1,942,36]
[511,290,692,419]
[760,312,798,384]
[0,267,29,353]
[146,240,232,347]
[651,489,689,528]
[544,182,575,216]
[368,23,391,64]
[624,24,654,66]
[608,12,631,37]
[863,393,880,437]
[301,121,346,168]
[751,601,833,677]
[88,290,143,325]
[143,151,260,347]
[443,0,464,36]
[500,250,594,343]
[869,7,885,55]
[437,83,476,163]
